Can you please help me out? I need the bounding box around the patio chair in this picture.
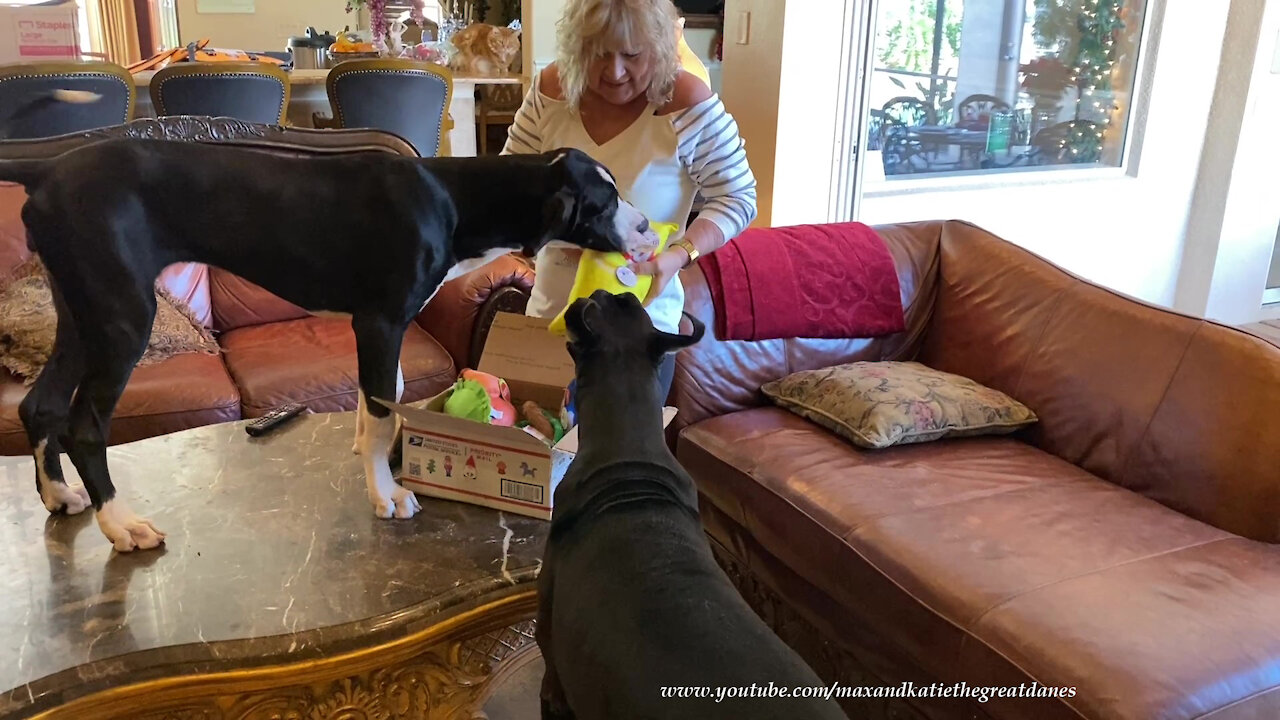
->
[879,97,932,174]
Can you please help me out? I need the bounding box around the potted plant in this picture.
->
[1020,55,1070,126]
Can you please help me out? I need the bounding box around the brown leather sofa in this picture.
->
[669,220,1280,720]
[0,117,534,456]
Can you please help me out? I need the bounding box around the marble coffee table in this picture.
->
[0,413,547,720]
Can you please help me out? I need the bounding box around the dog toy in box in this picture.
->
[442,369,517,426]
[548,222,680,335]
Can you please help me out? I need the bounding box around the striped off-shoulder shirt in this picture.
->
[501,72,757,334]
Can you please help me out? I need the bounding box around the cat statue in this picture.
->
[449,22,521,76]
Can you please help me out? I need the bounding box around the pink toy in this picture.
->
[459,368,517,426]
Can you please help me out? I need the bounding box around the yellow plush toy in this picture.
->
[549,221,681,335]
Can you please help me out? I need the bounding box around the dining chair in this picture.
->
[150,62,290,125]
[327,59,454,157]
[476,83,521,156]
[0,61,134,139]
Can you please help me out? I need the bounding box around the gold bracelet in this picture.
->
[671,238,700,268]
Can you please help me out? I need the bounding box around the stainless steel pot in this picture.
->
[288,27,336,70]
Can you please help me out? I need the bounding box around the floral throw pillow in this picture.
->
[760,361,1038,449]
[0,256,219,384]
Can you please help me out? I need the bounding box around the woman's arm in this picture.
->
[500,67,556,155]
[633,74,758,303]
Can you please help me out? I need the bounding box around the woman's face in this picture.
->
[586,39,654,106]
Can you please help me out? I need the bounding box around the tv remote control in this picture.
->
[245,403,307,437]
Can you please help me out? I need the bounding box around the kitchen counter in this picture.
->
[131,67,525,157]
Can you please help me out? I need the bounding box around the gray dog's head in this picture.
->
[562,290,704,386]
[528,148,660,260]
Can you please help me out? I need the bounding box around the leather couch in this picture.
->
[670,220,1280,719]
[0,118,534,456]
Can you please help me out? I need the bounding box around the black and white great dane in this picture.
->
[540,290,849,720]
[0,106,657,551]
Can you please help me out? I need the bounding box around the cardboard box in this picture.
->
[0,3,81,64]
[383,312,676,520]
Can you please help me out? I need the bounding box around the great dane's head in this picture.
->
[562,289,704,386]
[528,148,661,259]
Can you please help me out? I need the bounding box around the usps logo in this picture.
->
[408,436,424,447]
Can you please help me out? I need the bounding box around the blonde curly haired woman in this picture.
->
[503,0,757,396]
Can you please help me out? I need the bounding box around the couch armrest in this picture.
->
[416,254,534,370]
[917,220,1280,543]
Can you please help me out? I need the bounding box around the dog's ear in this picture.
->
[564,296,604,346]
[528,190,576,257]
[649,312,705,357]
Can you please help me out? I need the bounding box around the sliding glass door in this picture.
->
[837,0,1151,209]
[1267,223,1280,306]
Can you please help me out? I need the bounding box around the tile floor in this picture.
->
[483,655,544,720]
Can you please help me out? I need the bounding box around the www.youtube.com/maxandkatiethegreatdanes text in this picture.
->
[659,681,1078,704]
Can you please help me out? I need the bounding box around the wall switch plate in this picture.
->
[736,10,750,45]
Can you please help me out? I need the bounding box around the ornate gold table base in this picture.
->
[41,593,539,720]
[1,416,549,720]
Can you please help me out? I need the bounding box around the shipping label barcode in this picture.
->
[501,479,544,504]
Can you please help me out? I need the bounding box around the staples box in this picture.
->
[0,3,80,64]
[383,312,675,520]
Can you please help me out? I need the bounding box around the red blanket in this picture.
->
[697,222,905,341]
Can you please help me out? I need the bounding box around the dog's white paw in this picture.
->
[371,494,395,519]
[43,482,91,515]
[392,486,421,519]
[97,500,166,552]
[369,486,421,519]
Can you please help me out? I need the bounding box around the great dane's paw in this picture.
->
[351,442,362,455]
[371,496,394,519]
[369,486,421,519]
[391,486,421,519]
[97,500,166,552]
[42,481,91,515]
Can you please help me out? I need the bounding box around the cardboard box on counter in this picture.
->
[383,312,675,520]
[0,3,80,64]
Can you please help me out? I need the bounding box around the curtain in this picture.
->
[85,0,143,66]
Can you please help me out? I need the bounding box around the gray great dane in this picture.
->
[537,290,849,720]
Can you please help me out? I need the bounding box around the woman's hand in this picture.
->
[629,218,726,306]
[630,247,689,306]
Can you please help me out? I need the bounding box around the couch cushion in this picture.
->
[0,184,29,276]
[158,262,213,328]
[220,316,455,417]
[679,407,1280,719]
[0,353,240,455]
[209,268,310,332]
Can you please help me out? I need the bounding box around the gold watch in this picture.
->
[670,238,700,268]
